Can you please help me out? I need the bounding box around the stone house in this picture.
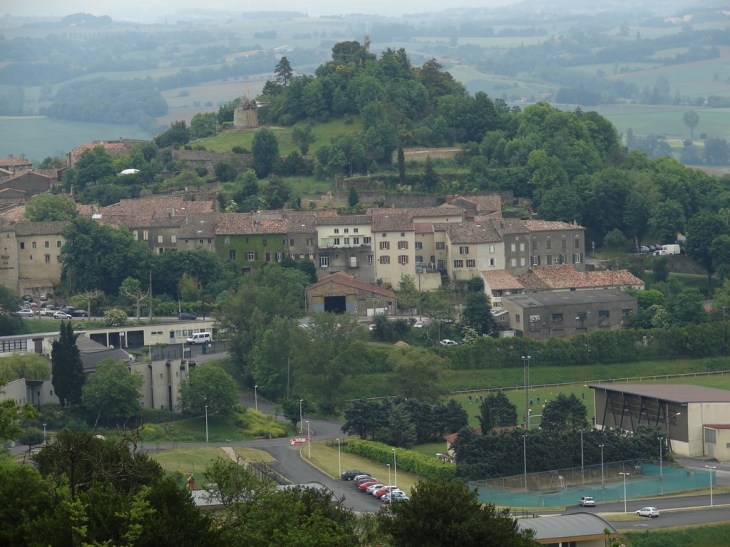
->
[444,221,504,281]
[0,154,33,175]
[516,266,644,293]
[371,211,415,288]
[306,271,397,316]
[176,213,220,252]
[315,214,375,283]
[0,171,58,197]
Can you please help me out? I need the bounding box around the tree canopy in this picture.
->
[81,358,144,422]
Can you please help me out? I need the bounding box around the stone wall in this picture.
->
[172,150,253,173]
[335,190,514,209]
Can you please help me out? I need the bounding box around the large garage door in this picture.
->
[324,295,346,314]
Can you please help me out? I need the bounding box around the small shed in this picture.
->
[517,513,618,546]
[306,272,396,317]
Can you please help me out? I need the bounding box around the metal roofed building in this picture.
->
[589,383,730,457]
[517,513,618,546]
[501,288,637,339]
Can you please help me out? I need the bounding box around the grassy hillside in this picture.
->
[198,116,362,155]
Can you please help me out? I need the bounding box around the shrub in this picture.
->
[103,308,127,327]
[347,439,456,482]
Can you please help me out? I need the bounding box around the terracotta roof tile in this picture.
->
[516,266,644,291]
[481,270,524,290]
[414,223,434,234]
[177,213,220,238]
[452,194,501,213]
[493,218,529,234]
[307,271,397,299]
[525,220,585,231]
[13,221,70,236]
[447,221,501,244]
[0,156,33,168]
[372,212,413,232]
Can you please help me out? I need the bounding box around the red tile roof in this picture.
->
[414,223,434,234]
[0,156,33,168]
[481,270,524,291]
[453,194,502,214]
[307,271,396,299]
[525,220,584,231]
[371,212,413,232]
[517,266,644,291]
[447,221,501,244]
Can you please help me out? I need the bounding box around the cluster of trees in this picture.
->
[342,397,468,448]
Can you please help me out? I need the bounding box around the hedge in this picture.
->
[347,439,456,482]
[443,322,727,369]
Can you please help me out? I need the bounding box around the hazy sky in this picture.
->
[4,0,518,20]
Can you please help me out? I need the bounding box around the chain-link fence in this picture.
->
[470,460,713,507]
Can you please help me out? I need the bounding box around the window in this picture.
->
[599,310,610,319]
[399,255,408,264]
[382,233,387,237]
[344,238,350,245]
[229,250,236,260]
[282,239,287,245]
[320,256,329,267]
[510,243,516,252]
[44,241,49,248]
[576,312,587,320]
[276,252,283,262]
[143,231,148,241]
[516,314,521,323]
[364,237,371,244]
[265,252,271,262]
[380,241,390,250]
[416,255,424,263]
[380,255,390,264]
[575,238,580,248]
[29,255,32,260]
[57,255,61,262]
[354,228,359,233]
[334,229,339,234]
[199,240,203,244]
[546,255,552,265]
[32,241,36,249]
[57,240,62,248]
[367,255,373,264]
[415,242,423,250]
[401,232,405,237]
[353,237,360,245]
[245,237,249,243]
[459,246,469,255]
[520,243,525,252]
[489,244,495,253]
[531,255,539,266]
[453,260,464,268]
[44,254,50,263]
[436,242,445,250]
[344,228,349,233]
[437,259,445,270]
[157,235,163,243]
[622,309,633,317]
[562,239,567,249]
[262,238,267,246]
[307,238,313,246]
[531,239,537,251]
[399,241,408,249]
[430,256,435,263]
[171,235,177,243]
[247,251,256,261]
[573,253,582,264]
[552,313,563,323]
[546,239,551,250]
[333,238,340,245]
[520,258,526,267]
[489,258,495,266]
[706,429,717,444]
[308,252,314,259]
[290,239,294,246]
[511,258,517,267]
[466,259,475,267]
[19,242,24,249]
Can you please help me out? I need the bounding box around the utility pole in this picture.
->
[522,356,531,429]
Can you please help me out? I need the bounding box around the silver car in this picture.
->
[636,507,659,518]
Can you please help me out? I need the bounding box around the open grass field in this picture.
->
[161,78,268,110]
[622,522,730,547]
[151,447,228,474]
[139,411,290,443]
[448,65,556,98]
[231,447,276,463]
[306,441,419,495]
[0,116,153,162]
[198,116,361,155]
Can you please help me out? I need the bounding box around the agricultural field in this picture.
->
[0,116,153,162]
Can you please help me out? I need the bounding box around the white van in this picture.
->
[186,332,211,345]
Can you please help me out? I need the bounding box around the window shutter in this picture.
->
[406,255,409,263]
[537,255,541,265]
[405,241,408,249]
[379,256,383,264]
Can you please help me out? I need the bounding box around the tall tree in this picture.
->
[51,322,85,407]
[251,128,280,178]
[623,192,652,247]
[541,393,588,431]
[0,284,24,336]
[178,365,239,417]
[25,194,78,222]
[397,145,406,182]
[120,276,148,320]
[274,57,293,86]
[485,391,518,427]
[476,397,495,432]
[81,358,143,422]
[683,110,699,140]
[291,123,316,155]
[686,212,730,287]
[390,349,450,403]
[648,200,686,245]
[462,292,496,335]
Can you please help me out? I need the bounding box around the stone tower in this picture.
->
[233,96,258,130]
[364,35,370,55]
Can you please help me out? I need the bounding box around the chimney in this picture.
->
[446,194,453,204]
[7,154,12,159]
[20,154,25,161]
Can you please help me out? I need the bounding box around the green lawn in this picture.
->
[139,412,291,443]
[151,447,228,474]
[199,116,361,155]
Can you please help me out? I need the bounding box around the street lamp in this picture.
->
[523,435,528,493]
[658,437,664,494]
[706,465,716,507]
[205,405,209,443]
[336,438,341,479]
[43,423,47,445]
[522,355,531,429]
[599,444,605,489]
[580,429,584,485]
[619,472,630,513]
[254,385,258,412]
[392,448,397,488]
[387,463,391,485]
[299,399,304,435]
[306,420,310,458]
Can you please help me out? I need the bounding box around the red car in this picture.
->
[375,486,397,498]
[354,476,375,486]
[359,479,379,491]
[289,437,311,445]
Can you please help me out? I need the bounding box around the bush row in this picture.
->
[444,322,727,369]
[347,439,456,482]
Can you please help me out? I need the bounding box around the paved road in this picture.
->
[607,507,730,530]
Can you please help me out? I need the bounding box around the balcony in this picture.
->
[319,238,371,249]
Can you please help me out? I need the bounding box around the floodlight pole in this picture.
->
[299,399,303,435]
[619,472,630,513]
[254,385,258,412]
[392,448,397,488]
[306,420,310,458]
[337,438,341,479]
[522,355,531,429]
[387,463,391,485]
[523,435,528,493]
[658,437,663,494]
[580,429,584,485]
[706,465,716,507]
[599,444,605,489]
[205,405,208,443]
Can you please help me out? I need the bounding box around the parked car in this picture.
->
[382,491,410,503]
[439,339,458,346]
[374,486,397,498]
[39,307,56,316]
[354,476,375,487]
[17,309,34,317]
[22,295,32,302]
[71,309,89,317]
[61,306,75,315]
[636,507,659,518]
[352,474,372,483]
[341,470,364,481]
[357,479,379,490]
[365,483,385,494]
[579,496,596,507]
[186,332,211,345]
[41,303,56,309]
[413,321,424,328]
[178,312,197,320]
[52,311,72,320]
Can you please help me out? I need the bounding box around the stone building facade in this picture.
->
[233,97,259,129]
